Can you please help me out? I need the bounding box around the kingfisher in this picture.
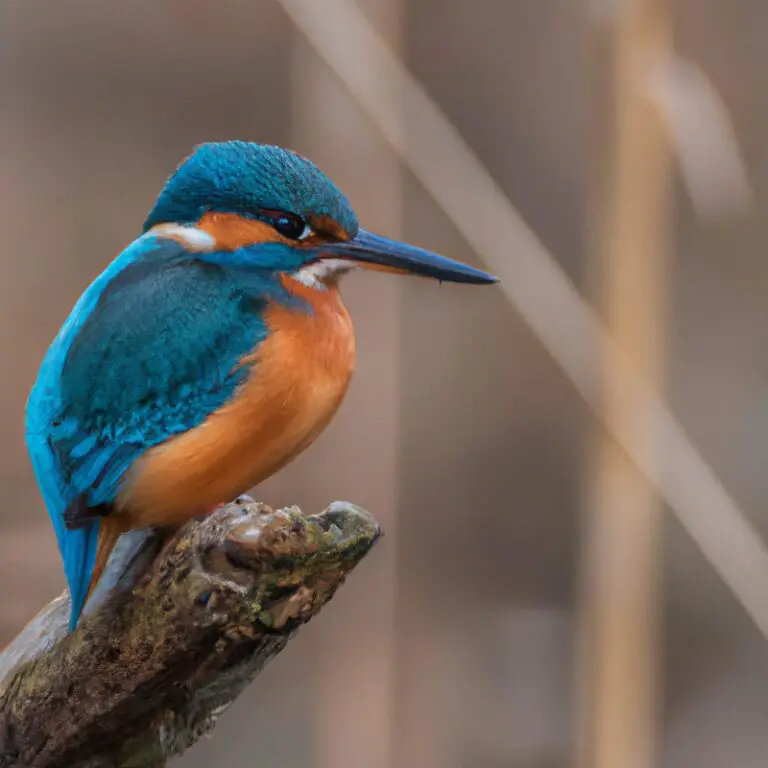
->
[25,141,497,631]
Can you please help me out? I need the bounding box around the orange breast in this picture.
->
[117,278,356,526]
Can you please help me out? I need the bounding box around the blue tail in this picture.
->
[63,521,101,630]
[26,427,101,631]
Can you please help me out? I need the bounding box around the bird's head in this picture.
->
[144,141,497,287]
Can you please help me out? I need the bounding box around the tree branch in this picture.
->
[0,498,381,768]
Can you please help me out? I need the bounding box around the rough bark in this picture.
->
[0,498,381,768]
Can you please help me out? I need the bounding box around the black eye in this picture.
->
[272,213,306,240]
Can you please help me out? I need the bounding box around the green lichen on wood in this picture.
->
[0,499,380,768]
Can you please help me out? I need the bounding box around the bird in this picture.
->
[25,140,497,631]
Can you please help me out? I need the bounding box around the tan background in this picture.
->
[3,1,768,766]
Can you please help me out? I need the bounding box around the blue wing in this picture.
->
[25,233,287,629]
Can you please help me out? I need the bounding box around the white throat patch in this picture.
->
[293,259,356,290]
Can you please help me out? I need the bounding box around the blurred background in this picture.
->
[3,1,768,766]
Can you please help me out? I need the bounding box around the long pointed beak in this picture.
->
[317,229,498,285]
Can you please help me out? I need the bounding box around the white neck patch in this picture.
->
[150,224,217,252]
[293,259,356,290]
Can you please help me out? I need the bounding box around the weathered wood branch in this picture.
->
[0,498,381,768]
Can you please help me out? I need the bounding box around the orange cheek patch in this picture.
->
[197,212,357,255]
[197,212,285,250]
